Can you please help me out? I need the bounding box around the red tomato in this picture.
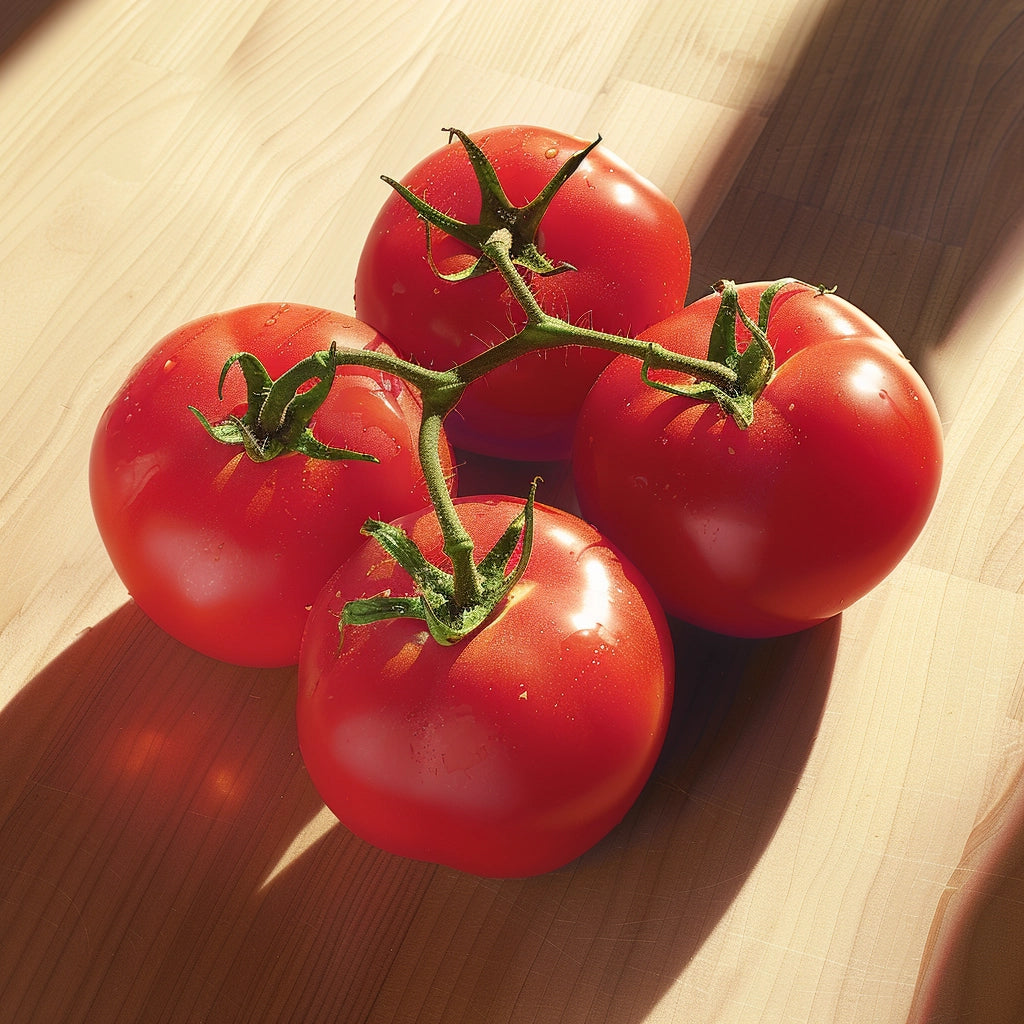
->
[354,125,691,460]
[90,303,454,667]
[297,497,675,877]
[572,282,944,637]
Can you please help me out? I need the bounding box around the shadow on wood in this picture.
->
[0,0,69,57]
[0,570,837,1024]
[689,0,1024,370]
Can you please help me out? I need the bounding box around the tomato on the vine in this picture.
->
[572,281,943,637]
[90,303,454,667]
[297,497,675,878]
[354,124,691,461]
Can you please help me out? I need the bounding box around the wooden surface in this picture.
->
[2,0,1023,1021]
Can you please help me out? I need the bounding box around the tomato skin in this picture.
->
[90,303,454,667]
[572,282,944,637]
[297,498,675,877]
[354,125,691,460]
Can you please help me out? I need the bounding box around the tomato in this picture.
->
[90,303,454,667]
[572,281,944,637]
[296,497,675,877]
[354,125,691,460]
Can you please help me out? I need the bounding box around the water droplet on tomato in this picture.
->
[561,624,618,651]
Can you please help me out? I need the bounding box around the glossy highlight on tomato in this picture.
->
[354,124,691,460]
[90,303,454,667]
[573,281,944,637]
[297,497,675,878]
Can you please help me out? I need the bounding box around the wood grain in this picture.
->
[2,0,1023,1021]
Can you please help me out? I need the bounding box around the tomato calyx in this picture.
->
[340,479,539,646]
[381,126,601,282]
[640,279,777,429]
[641,278,811,428]
[190,343,381,463]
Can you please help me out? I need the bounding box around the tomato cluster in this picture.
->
[90,124,943,878]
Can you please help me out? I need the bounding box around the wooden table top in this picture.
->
[2,0,1022,1021]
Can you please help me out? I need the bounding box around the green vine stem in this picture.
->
[194,257,792,638]
[459,230,740,394]
[417,394,483,608]
[193,131,806,640]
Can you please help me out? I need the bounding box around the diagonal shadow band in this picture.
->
[686,0,1024,369]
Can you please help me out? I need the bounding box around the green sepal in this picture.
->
[188,408,249,447]
[641,361,757,429]
[340,594,431,628]
[357,517,455,601]
[476,488,536,597]
[339,479,540,648]
[382,126,600,281]
[189,341,379,463]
